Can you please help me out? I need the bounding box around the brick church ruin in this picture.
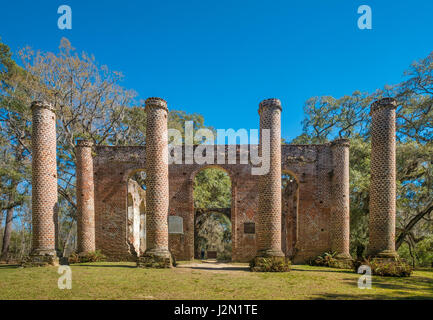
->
[26,97,400,268]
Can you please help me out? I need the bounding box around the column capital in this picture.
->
[31,100,56,113]
[370,97,397,114]
[145,97,168,112]
[76,139,94,148]
[330,138,350,148]
[258,98,282,115]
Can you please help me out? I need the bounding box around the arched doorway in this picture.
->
[281,171,299,258]
[127,170,147,256]
[193,166,232,261]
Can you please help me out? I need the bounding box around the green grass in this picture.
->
[0,262,432,300]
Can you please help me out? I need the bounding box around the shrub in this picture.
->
[309,251,354,269]
[68,250,106,264]
[354,257,413,277]
[79,250,106,263]
[217,252,231,262]
[250,256,291,272]
[68,252,80,264]
[309,252,337,267]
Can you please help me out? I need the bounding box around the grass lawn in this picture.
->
[0,262,432,300]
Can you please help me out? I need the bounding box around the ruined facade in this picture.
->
[89,98,350,264]
[27,97,399,267]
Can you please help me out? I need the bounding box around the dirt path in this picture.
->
[177,261,250,273]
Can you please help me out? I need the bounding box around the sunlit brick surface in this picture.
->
[368,98,398,257]
[31,101,58,255]
[144,97,170,253]
[76,140,96,253]
[330,139,351,259]
[256,98,284,257]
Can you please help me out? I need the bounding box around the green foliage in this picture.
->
[309,252,337,267]
[193,168,232,259]
[249,257,291,272]
[68,252,80,264]
[348,137,371,258]
[68,250,106,264]
[354,258,413,277]
[195,212,232,260]
[193,168,231,209]
[309,252,353,269]
[398,235,433,267]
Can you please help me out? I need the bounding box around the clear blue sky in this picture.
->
[1,0,432,141]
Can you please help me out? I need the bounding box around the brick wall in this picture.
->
[93,143,338,263]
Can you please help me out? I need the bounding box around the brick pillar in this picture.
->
[76,140,96,254]
[330,138,352,262]
[256,98,284,258]
[368,98,399,258]
[137,97,172,268]
[26,101,59,266]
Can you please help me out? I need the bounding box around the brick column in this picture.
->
[330,138,352,262]
[137,97,172,268]
[26,101,59,266]
[256,98,284,258]
[368,98,399,258]
[76,140,96,254]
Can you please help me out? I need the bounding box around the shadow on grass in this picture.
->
[372,275,433,293]
[415,268,433,273]
[188,266,249,271]
[312,292,433,300]
[72,264,137,268]
[0,264,20,269]
[178,263,250,272]
[335,274,433,299]
[292,266,354,275]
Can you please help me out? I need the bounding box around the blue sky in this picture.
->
[1,0,432,141]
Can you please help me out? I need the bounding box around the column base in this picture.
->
[256,249,285,258]
[373,250,399,259]
[332,254,354,269]
[250,256,291,272]
[137,249,172,268]
[21,249,59,267]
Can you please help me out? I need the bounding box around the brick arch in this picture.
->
[281,169,299,183]
[189,165,235,260]
[189,164,234,184]
[281,170,299,259]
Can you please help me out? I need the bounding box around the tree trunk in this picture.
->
[395,202,433,250]
[1,207,13,261]
[62,221,75,257]
[0,210,4,250]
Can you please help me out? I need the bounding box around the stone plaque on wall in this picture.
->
[244,222,255,234]
[168,216,183,234]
